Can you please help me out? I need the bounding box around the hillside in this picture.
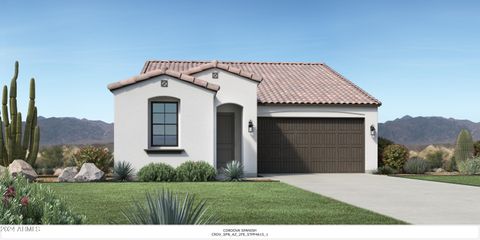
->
[37,116,113,146]
[379,115,480,145]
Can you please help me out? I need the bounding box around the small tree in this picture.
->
[378,137,394,167]
[382,144,409,171]
[454,129,474,162]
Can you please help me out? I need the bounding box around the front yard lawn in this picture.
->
[45,182,403,224]
[401,175,480,187]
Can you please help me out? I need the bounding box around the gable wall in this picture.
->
[193,69,259,176]
[112,75,215,171]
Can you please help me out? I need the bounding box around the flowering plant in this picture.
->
[0,173,85,224]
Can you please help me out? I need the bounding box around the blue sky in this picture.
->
[0,0,479,123]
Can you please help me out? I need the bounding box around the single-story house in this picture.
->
[108,60,381,176]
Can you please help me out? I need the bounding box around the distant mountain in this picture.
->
[37,116,113,146]
[35,115,480,148]
[379,115,480,146]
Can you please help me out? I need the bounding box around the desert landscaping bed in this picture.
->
[44,182,403,225]
[399,175,480,187]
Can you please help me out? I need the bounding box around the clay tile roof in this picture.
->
[108,67,220,92]
[141,60,381,105]
[182,60,263,82]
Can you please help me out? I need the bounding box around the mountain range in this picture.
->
[37,116,113,147]
[33,115,479,148]
[379,115,480,146]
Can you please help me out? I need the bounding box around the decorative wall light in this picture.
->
[212,71,219,79]
[248,120,254,133]
[370,125,376,136]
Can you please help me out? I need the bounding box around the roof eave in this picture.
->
[108,68,220,93]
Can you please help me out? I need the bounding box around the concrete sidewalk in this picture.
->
[263,173,480,224]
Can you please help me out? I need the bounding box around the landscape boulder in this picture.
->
[435,168,446,173]
[58,167,78,182]
[53,168,63,176]
[8,159,38,181]
[74,163,104,182]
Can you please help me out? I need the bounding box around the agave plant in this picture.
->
[112,161,135,181]
[122,189,219,224]
[223,160,244,181]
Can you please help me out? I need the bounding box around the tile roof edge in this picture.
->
[108,68,220,92]
[321,63,382,106]
[144,60,326,66]
[140,61,150,74]
[181,60,263,82]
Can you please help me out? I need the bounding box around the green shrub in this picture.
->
[113,161,135,182]
[373,166,396,175]
[443,156,457,172]
[0,174,85,224]
[223,160,244,181]
[382,144,409,171]
[176,161,216,182]
[137,163,176,182]
[37,146,64,170]
[36,167,54,176]
[474,141,480,156]
[74,146,113,173]
[121,189,218,224]
[425,150,445,169]
[403,158,430,174]
[454,129,474,163]
[378,137,394,167]
[457,157,480,175]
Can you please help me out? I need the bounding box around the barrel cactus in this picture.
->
[0,62,40,167]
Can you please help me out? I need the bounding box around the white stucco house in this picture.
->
[108,60,381,176]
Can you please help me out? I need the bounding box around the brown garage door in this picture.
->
[258,118,365,173]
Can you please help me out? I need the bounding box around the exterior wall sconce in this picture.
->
[248,120,254,133]
[370,125,376,136]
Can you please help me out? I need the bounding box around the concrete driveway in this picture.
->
[263,173,480,224]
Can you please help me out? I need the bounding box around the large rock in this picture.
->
[58,167,78,182]
[8,160,38,181]
[74,163,104,182]
[53,168,63,176]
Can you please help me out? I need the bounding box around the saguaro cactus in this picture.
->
[454,129,474,163]
[0,62,40,166]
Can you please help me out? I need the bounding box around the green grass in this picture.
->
[44,182,403,224]
[401,175,480,187]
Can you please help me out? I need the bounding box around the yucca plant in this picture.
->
[112,161,135,181]
[223,160,244,181]
[121,190,219,224]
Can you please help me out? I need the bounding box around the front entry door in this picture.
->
[216,113,235,170]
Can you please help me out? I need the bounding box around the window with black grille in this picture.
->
[151,102,178,146]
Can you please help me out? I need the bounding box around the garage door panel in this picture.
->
[258,118,365,173]
[338,133,363,145]
[311,147,337,161]
[310,133,337,145]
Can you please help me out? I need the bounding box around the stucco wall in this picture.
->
[112,75,216,171]
[258,105,379,172]
[193,69,259,176]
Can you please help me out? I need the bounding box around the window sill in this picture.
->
[144,148,184,154]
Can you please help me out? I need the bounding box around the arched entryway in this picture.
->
[216,103,243,170]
